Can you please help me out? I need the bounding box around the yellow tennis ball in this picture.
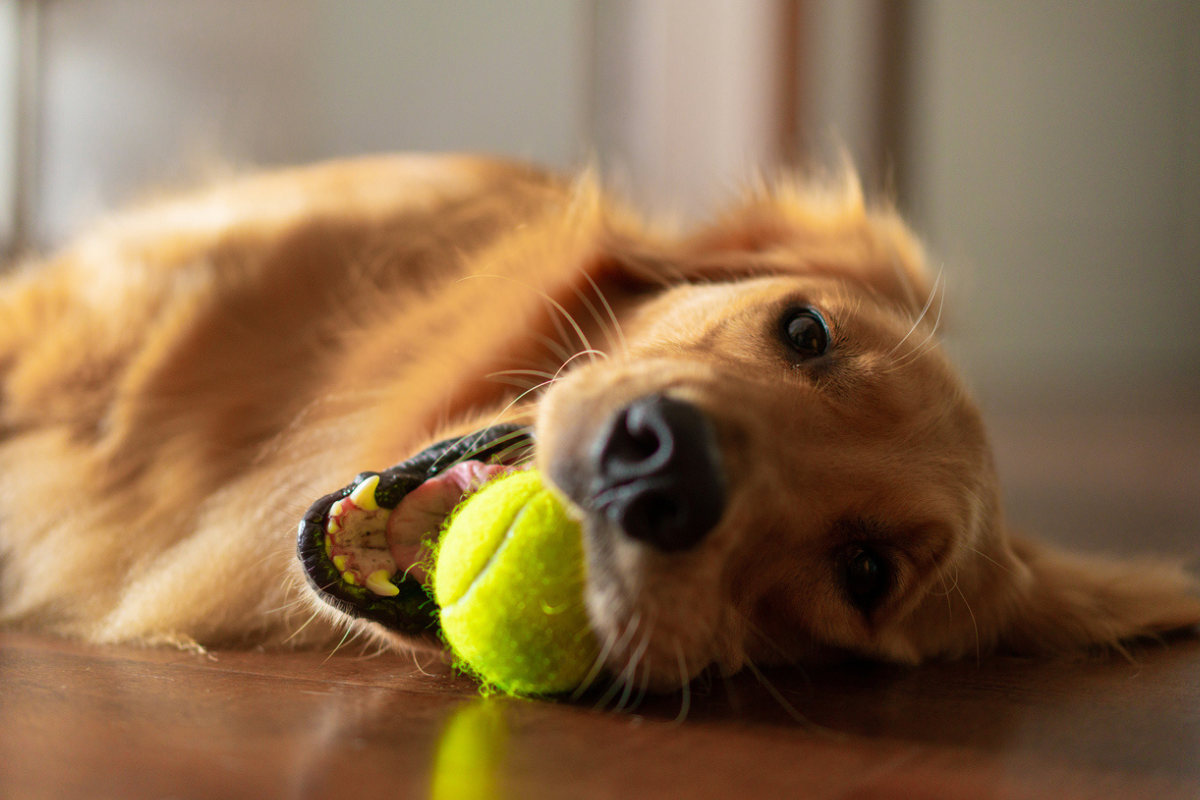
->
[434,469,599,696]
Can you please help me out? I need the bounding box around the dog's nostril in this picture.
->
[591,395,726,552]
[640,493,681,530]
[597,398,676,484]
[609,487,684,545]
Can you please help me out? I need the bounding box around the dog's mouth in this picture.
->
[296,424,535,639]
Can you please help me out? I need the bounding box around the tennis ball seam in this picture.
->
[439,501,533,616]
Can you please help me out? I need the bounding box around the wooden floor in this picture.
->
[3,404,1199,799]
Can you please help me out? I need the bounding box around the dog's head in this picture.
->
[299,174,1200,691]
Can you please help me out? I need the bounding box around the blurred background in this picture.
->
[0,0,1196,410]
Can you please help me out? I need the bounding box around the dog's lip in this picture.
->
[296,424,535,638]
[297,467,438,638]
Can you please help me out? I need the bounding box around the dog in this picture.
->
[1,154,1197,692]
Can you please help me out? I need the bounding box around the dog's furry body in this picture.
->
[1,155,1196,689]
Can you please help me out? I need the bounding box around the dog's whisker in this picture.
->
[530,330,574,364]
[544,295,575,358]
[887,266,943,360]
[458,273,600,363]
[592,673,627,713]
[592,611,642,712]
[434,426,536,473]
[487,368,559,382]
[283,607,324,645]
[267,568,321,618]
[896,287,947,370]
[408,648,439,677]
[441,346,600,473]
[933,569,959,624]
[266,582,304,616]
[729,607,818,696]
[886,269,948,373]
[571,627,619,700]
[321,622,360,665]
[629,655,653,712]
[743,658,830,734]
[461,426,534,458]
[612,609,642,659]
[353,641,392,661]
[485,375,541,391]
[266,593,315,617]
[491,438,537,464]
[557,349,606,372]
[941,572,956,626]
[550,305,606,363]
[503,353,559,372]
[931,567,961,597]
[430,430,535,479]
[506,451,538,473]
[615,623,654,712]
[962,543,1020,579]
[581,269,629,356]
[954,582,982,665]
[429,422,537,474]
[569,281,621,357]
[730,608,797,666]
[442,385,554,471]
[674,641,692,724]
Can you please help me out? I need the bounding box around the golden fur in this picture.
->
[1,154,1196,689]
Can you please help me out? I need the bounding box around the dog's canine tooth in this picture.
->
[366,569,399,597]
[349,475,380,511]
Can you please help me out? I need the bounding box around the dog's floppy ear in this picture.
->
[997,535,1200,654]
[620,174,937,316]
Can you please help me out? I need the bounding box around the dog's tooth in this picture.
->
[324,535,333,558]
[333,555,348,572]
[349,475,380,512]
[342,571,357,586]
[327,516,341,534]
[330,499,345,518]
[366,569,399,597]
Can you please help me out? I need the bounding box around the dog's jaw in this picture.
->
[296,425,535,640]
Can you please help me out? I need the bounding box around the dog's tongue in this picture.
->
[385,461,510,582]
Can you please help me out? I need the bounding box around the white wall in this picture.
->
[34,0,315,244]
[799,0,886,186]
[0,0,23,247]
[26,0,588,245]
[592,0,782,220]
[309,0,587,167]
[905,0,1200,400]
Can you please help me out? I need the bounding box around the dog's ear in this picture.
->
[996,535,1200,655]
[619,176,937,316]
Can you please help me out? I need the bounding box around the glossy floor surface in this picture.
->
[4,407,1199,799]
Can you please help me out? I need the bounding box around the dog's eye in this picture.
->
[844,547,887,609]
[783,308,829,357]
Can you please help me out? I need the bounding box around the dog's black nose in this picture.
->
[591,395,726,551]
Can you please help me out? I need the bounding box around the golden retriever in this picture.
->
[1,154,1196,692]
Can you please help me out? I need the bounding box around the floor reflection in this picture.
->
[430,699,509,800]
